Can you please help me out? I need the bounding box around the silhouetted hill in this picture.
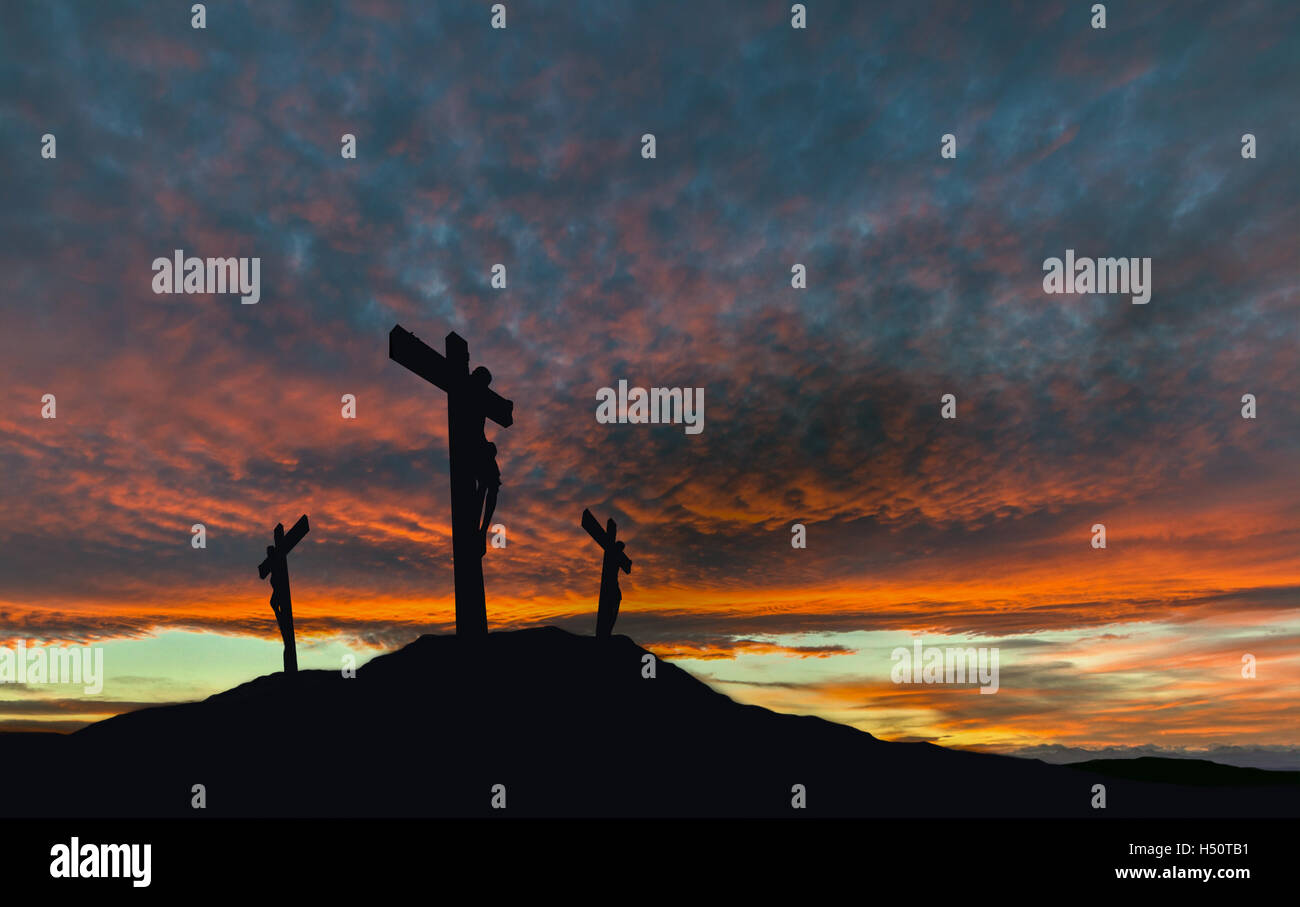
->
[2,628,1296,817]
[1072,756,1300,787]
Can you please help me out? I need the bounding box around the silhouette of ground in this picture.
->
[2,628,1296,817]
[1072,756,1299,788]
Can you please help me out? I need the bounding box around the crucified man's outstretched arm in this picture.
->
[476,441,501,555]
[480,484,498,541]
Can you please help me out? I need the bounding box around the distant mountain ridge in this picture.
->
[1003,743,1300,772]
[1,628,1295,817]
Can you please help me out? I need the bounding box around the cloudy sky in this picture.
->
[0,0,1296,762]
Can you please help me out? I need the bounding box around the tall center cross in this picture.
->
[390,325,513,637]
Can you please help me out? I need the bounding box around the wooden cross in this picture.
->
[390,325,513,637]
[582,508,632,638]
[258,514,309,674]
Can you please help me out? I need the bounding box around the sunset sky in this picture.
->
[1,1,1296,763]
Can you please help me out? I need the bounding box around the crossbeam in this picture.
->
[258,514,309,578]
[582,508,632,573]
[389,325,514,427]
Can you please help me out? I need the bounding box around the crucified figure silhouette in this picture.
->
[475,440,501,554]
[469,366,502,556]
